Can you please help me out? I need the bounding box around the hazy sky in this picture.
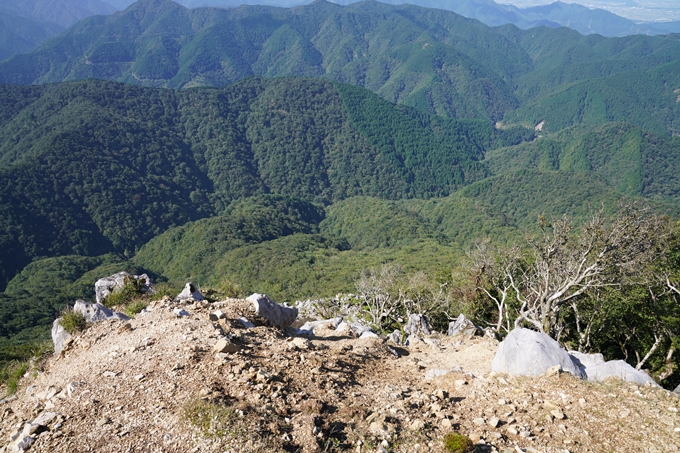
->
[495,0,680,22]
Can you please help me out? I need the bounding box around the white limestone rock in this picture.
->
[491,328,585,378]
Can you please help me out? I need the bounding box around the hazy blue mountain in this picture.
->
[0,9,63,61]
[0,0,531,121]
[0,0,116,28]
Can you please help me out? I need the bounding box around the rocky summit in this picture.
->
[1,295,679,453]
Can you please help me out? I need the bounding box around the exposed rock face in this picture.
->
[569,351,660,387]
[247,293,298,329]
[448,314,482,337]
[51,319,72,355]
[491,328,586,378]
[94,271,153,304]
[73,300,130,323]
[52,301,129,354]
[404,314,431,337]
[174,282,205,302]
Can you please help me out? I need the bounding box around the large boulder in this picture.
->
[174,282,205,302]
[95,271,153,304]
[247,293,298,330]
[491,328,585,378]
[448,314,482,337]
[51,319,72,355]
[569,351,660,387]
[404,314,431,337]
[73,299,130,323]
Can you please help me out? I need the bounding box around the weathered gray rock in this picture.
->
[569,351,660,387]
[404,314,431,337]
[237,317,255,328]
[491,328,585,378]
[94,271,153,304]
[296,317,344,336]
[174,282,205,302]
[347,322,376,337]
[173,308,190,317]
[387,330,403,345]
[448,314,482,337]
[674,383,680,395]
[247,293,298,330]
[52,301,129,354]
[51,319,72,355]
[73,300,130,323]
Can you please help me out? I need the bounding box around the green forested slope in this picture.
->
[0,77,519,292]
[3,0,680,135]
[486,123,680,201]
[0,0,531,120]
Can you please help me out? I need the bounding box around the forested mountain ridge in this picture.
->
[3,0,680,136]
[0,0,532,121]
[0,77,528,292]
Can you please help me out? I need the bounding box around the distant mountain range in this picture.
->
[3,0,680,137]
[0,0,116,62]
[2,0,680,63]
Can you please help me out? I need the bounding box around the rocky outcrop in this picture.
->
[569,351,659,387]
[51,301,130,354]
[448,314,482,337]
[174,282,205,302]
[491,328,586,378]
[247,293,298,330]
[94,272,153,304]
[51,319,72,356]
[73,300,130,323]
[404,314,431,337]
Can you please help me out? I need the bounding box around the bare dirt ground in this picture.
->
[1,297,679,453]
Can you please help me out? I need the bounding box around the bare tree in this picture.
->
[355,264,402,329]
[474,205,668,338]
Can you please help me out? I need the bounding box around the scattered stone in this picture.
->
[213,339,240,353]
[441,418,452,429]
[173,308,190,317]
[209,310,226,321]
[551,409,565,420]
[447,313,483,337]
[387,330,402,345]
[489,417,500,428]
[174,282,205,302]
[491,328,585,378]
[359,331,379,339]
[237,317,255,328]
[117,322,133,334]
[103,371,117,378]
[247,293,298,330]
[292,337,312,350]
[96,417,111,427]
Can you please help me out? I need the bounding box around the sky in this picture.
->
[495,0,680,22]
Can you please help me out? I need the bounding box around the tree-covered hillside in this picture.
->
[0,77,525,291]
[3,0,680,136]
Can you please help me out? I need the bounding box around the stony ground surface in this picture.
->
[1,297,680,453]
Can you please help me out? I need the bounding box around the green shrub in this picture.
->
[182,399,246,439]
[0,360,29,396]
[60,309,86,334]
[102,277,145,308]
[124,300,148,317]
[443,432,474,453]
